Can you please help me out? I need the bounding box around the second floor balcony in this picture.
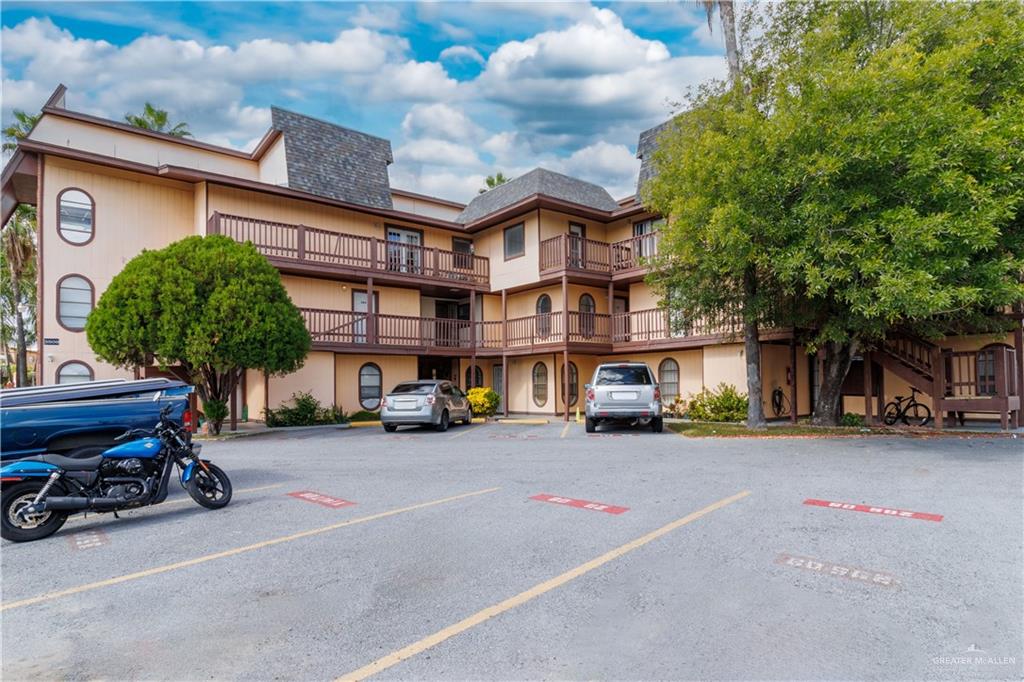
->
[209,212,490,290]
[539,232,660,280]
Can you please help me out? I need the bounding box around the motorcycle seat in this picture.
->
[27,454,104,471]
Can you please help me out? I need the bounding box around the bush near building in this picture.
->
[467,387,500,417]
[687,383,749,423]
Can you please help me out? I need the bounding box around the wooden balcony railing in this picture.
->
[210,212,489,287]
[611,308,743,344]
[943,346,1019,400]
[539,232,661,276]
[883,336,936,378]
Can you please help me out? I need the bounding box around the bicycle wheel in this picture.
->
[771,388,785,417]
[882,402,901,426]
[904,402,931,427]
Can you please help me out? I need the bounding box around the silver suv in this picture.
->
[584,362,663,433]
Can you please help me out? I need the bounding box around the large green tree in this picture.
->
[124,102,192,137]
[86,236,311,433]
[647,0,1024,425]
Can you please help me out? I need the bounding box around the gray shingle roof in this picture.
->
[456,168,620,224]
[636,118,674,195]
[271,107,393,210]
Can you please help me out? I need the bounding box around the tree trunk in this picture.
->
[811,340,858,426]
[718,0,742,88]
[199,365,242,435]
[743,267,766,429]
[12,276,28,387]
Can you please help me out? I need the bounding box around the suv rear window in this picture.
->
[595,366,652,385]
[391,383,435,395]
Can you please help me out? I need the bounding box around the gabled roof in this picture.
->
[636,118,674,195]
[271,107,394,210]
[456,168,620,224]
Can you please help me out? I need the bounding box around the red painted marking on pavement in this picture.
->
[530,494,629,515]
[287,491,356,509]
[66,528,109,550]
[803,498,942,522]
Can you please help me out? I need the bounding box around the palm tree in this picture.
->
[2,110,41,152]
[1,206,37,386]
[124,103,192,137]
[699,1,741,87]
[479,172,511,194]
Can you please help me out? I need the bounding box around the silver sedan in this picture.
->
[380,381,472,432]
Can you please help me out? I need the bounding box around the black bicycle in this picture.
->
[882,387,932,426]
[770,386,790,418]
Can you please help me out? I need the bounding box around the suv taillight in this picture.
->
[586,388,595,402]
[654,387,661,402]
[183,409,193,432]
[426,394,436,405]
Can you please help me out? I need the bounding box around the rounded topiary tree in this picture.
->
[87,235,311,434]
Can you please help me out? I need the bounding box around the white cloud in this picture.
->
[349,3,404,31]
[401,103,483,143]
[439,45,485,65]
[555,141,640,199]
[364,60,459,102]
[395,138,482,167]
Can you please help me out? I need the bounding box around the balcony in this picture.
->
[209,212,489,290]
[301,306,754,356]
[539,233,660,279]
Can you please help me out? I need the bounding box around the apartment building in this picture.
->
[3,85,1020,428]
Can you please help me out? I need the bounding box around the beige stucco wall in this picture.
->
[335,354,417,414]
[628,282,659,312]
[267,351,335,410]
[392,194,463,222]
[537,209,608,244]
[473,211,540,291]
[41,157,195,384]
[702,344,748,396]
[257,136,289,187]
[32,116,258,179]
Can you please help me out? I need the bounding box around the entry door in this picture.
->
[386,227,422,274]
[353,291,376,343]
[613,297,629,342]
[568,222,586,268]
[492,365,504,413]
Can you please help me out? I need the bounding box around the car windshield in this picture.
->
[390,383,436,395]
[596,367,651,385]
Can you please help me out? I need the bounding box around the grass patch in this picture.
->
[669,421,890,438]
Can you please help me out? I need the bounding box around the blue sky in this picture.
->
[2,1,727,201]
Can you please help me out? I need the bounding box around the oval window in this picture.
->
[359,363,382,410]
[659,358,680,402]
[58,189,95,245]
[532,362,548,407]
[537,294,552,338]
[57,275,93,330]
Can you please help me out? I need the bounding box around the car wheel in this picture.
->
[651,417,664,433]
[383,424,398,433]
[435,410,450,432]
[585,417,596,433]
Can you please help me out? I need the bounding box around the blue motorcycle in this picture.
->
[1,404,231,542]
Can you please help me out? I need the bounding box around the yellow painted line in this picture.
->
[338,489,751,681]
[349,421,383,428]
[470,417,487,424]
[497,418,548,425]
[2,487,500,612]
[448,425,481,440]
[64,484,285,525]
[559,422,571,439]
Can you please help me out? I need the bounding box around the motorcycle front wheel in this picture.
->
[187,463,233,509]
[1,481,69,542]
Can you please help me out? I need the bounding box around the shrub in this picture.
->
[348,409,380,422]
[686,383,748,422]
[203,399,229,430]
[265,391,347,427]
[467,387,500,417]
[663,396,687,418]
[841,412,865,427]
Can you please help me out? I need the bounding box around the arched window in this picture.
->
[579,294,596,339]
[358,363,383,410]
[536,294,552,338]
[532,362,548,407]
[465,364,483,389]
[58,188,95,245]
[57,275,94,331]
[659,358,680,402]
[563,361,579,406]
[976,343,1011,396]
[57,361,93,384]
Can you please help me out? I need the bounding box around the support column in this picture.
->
[863,350,873,425]
[607,281,615,343]
[562,275,570,422]
[1014,317,1023,429]
[501,289,509,417]
[502,355,509,417]
[932,347,944,431]
[563,348,570,422]
[790,338,798,423]
[366,277,376,346]
[230,375,238,432]
[470,289,477,386]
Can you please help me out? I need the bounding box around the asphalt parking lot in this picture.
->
[2,421,1022,681]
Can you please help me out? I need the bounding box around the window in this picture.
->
[659,358,680,402]
[579,294,596,339]
[58,189,95,245]
[595,365,653,385]
[452,237,474,270]
[536,294,552,338]
[563,361,579,406]
[532,362,548,407]
[465,365,483,389]
[976,344,1010,396]
[503,223,525,260]
[57,275,93,331]
[358,363,383,410]
[57,361,93,384]
[633,218,663,258]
